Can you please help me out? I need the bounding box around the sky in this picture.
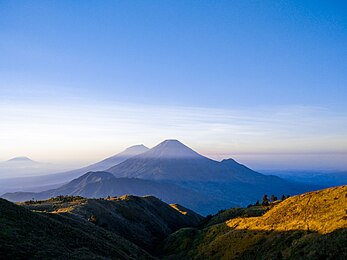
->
[0,1,347,171]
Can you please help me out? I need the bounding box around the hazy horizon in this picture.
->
[1,138,346,172]
[1,1,346,172]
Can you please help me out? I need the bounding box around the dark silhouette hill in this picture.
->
[21,195,203,251]
[0,197,152,259]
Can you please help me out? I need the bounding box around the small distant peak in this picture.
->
[122,144,149,155]
[125,144,149,151]
[7,156,35,162]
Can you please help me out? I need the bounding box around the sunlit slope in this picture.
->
[226,185,346,234]
[160,185,347,259]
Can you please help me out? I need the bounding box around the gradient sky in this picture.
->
[1,1,347,170]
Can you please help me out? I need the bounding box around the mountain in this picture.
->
[159,185,347,259]
[107,139,312,208]
[1,171,233,215]
[0,156,64,179]
[2,140,314,215]
[0,197,152,259]
[5,156,37,163]
[108,139,266,181]
[21,195,203,251]
[44,144,149,183]
[107,139,216,181]
[0,144,149,195]
[71,144,149,174]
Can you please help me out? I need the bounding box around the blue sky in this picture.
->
[1,1,346,170]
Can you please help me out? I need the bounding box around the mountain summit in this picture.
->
[107,139,219,180]
[140,139,202,159]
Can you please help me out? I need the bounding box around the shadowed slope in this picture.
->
[0,198,152,259]
[22,195,203,251]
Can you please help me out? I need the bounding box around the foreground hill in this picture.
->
[0,198,152,259]
[22,195,203,251]
[1,186,346,259]
[160,185,347,259]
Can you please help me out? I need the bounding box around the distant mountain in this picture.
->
[21,195,203,251]
[1,140,314,214]
[0,156,63,179]
[73,144,149,174]
[0,144,149,194]
[47,144,149,183]
[5,156,38,163]
[2,171,234,215]
[107,140,312,208]
[108,139,261,181]
[160,185,347,259]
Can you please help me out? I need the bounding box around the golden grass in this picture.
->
[170,204,188,215]
[226,185,347,234]
[161,185,347,259]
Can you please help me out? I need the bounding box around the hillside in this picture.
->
[21,195,203,251]
[160,185,347,259]
[1,185,346,259]
[0,198,152,259]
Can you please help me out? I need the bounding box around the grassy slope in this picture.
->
[20,195,203,251]
[0,198,153,259]
[160,185,347,259]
